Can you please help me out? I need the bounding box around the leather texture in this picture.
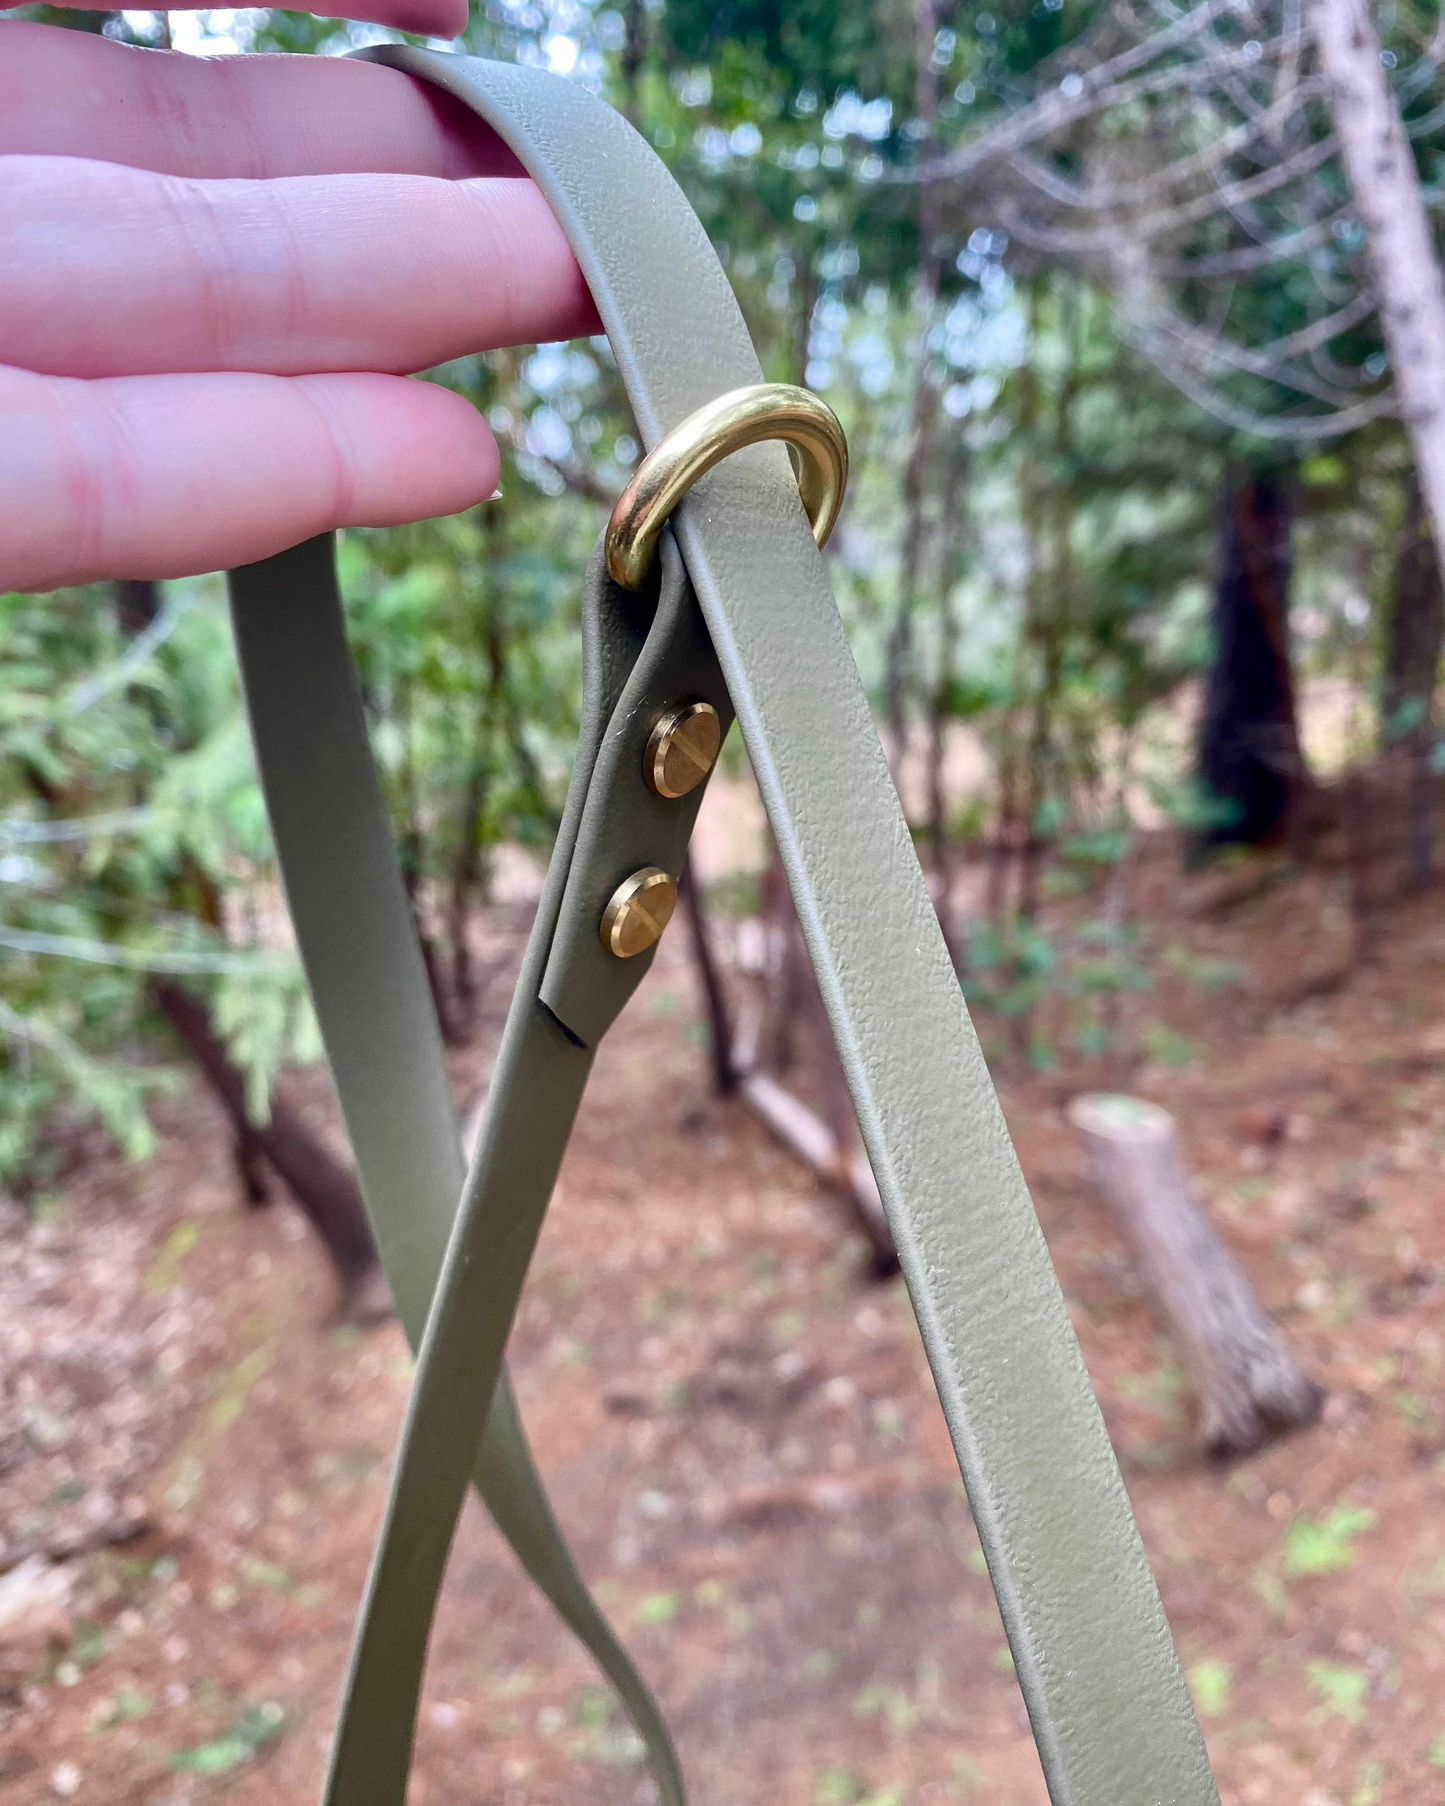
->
[227,47,1220,1806]
[539,552,734,1046]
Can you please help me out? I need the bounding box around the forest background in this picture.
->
[7,0,1445,1800]
[9,0,1445,1212]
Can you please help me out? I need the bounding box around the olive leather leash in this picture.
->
[225,48,1220,1806]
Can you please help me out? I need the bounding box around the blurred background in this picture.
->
[4,1,1445,1802]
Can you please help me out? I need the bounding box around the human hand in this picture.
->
[1,18,601,594]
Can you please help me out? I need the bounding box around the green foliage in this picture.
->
[13,0,1436,1184]
[634,1591,681,1626]
[815,1768,906,1806]
[0,995,162,1169]
[90,1687,152,1732]
[961,916,1057,1019]
[170,1700,286,1774]
[1139,1024,1196,1069]
[1161,945,1246,992]
[1306,1661,1370,1724]
[1061,827,1131,868]
[1145,774,1245,836]
[1116,1361,1188,1424]
[961,900,1161,1062]
[1186,1658,1232,1719]
[0,579,299,1183]
[1284,1504,1377,1577]
[853,1681,920,1731]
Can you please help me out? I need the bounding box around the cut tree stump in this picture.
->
[1067,1092,1323,1458]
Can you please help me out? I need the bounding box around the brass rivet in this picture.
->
[645,700,721,799]
[600,866,678,959]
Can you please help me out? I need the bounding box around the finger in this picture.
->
[4,159,599,378]
[0,22,519,178]
[0,365,500,593]
[61,0,470,35]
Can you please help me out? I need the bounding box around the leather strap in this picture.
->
[320,538,731,1805]
[227,48,1219,1806]
[228,533,687,1805]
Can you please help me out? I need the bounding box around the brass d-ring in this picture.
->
[604,383,848,592]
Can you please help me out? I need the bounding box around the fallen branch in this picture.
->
[0,1502,151,1579]
[731,981,897,1275]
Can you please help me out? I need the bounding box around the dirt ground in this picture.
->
[4,845,1445,1806]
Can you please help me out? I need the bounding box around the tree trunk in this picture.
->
[1068,1093,1322,1457]
[232,1127,272,1206]
[400,851,457,1048]
[114,579,161,635]
[927,437,970,966]
[925,653,953,945]
[884,0,944,755]
[1316,0,1445,561]
[447,763,487,1037]
[1383,473,1443,736]
[1012,297,1055,924]
[1383,470,1443,885]
[679,852,736,1096]
[620,0,646,127]
[1197,468,1304,847]
[391,678,458,1046]
[449,508,508,1033]
[152,981,386,1311]
[106,584,386,1315]
[987,740,1021,916]
[757,842,801,1072]
[1342,762,1383,963]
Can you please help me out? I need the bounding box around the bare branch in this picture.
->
[1138,299,1381,404]
[932,66,1325,211]
[501,419,621,507]
[1002,129,1337,241]
[923,0,1407,443]
[1130,342,1394,435]
[921,0,1252,181]
[1406,96,1445,140]
[1394,6,1445,105]
[1154,205,1346,275]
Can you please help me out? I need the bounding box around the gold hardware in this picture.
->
[645,700,722,799]
[604,382,848,591]
[600,866,678,958]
